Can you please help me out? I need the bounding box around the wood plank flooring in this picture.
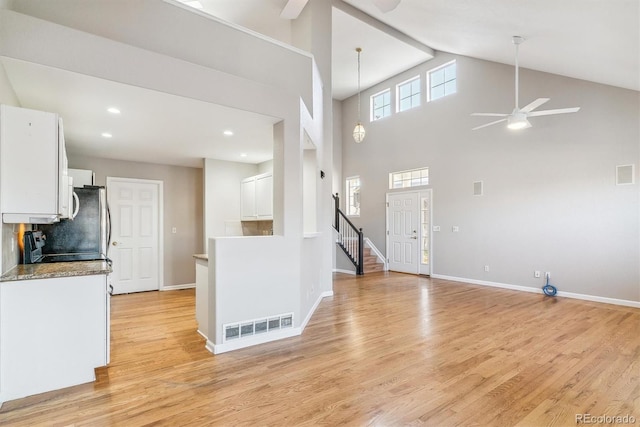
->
[1,272,638,426]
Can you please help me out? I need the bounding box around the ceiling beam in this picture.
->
[332,0,434,56]
[280,0,310,20]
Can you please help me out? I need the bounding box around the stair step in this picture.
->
[364,263,384,273]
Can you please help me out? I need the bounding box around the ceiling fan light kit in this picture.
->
[507,112,531,130]
[471,36,580,131]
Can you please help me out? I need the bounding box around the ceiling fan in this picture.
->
[471,36,580,131]
[372,0,401,13]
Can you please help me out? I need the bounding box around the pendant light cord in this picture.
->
[356,47,362,122]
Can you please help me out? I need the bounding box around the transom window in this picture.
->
[428,60,456,101]
[345,176,360,216]
[389,167,429,189]
[370,89,391,121]
[397,76,421,112]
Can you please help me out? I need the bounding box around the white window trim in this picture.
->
[389,167,429,189]
[396,75,421,112]
[370,88,391,122]
[345,176,361,217]
[426,59,456,102]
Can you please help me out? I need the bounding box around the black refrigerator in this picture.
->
[36,186,110,263]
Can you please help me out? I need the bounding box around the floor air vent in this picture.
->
[223,313,293,342]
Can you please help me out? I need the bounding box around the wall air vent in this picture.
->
[616,164,634,185]
[473,181,483,196]
[223,313,294,342]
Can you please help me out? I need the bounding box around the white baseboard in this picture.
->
[161,283,195,291]
[300,290,334,330]
[207,327,301,354]
[431,274,640,309]
[205,291,334,355]
[333,268,355,275]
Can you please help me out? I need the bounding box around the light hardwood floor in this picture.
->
[1,272,638,426]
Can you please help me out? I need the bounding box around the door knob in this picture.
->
[112,241,118,246]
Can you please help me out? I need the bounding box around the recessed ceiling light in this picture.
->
[240,153,247,158]
[223,130,234,136]
[107,107,121,114]
[101,132,113,138]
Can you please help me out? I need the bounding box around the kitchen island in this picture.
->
[0,261,111,405]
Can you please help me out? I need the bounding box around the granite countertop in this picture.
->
[193,254,208,261]
[0,260,112,282]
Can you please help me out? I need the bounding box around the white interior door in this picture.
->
[107,177,162,294]
[387,192,420,274]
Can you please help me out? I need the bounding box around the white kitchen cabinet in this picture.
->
[0,274,109,403]
[0,105,69,223]
[241,177,257,220]
[69,168,95,187]
[255,173,273,219]
[240,172,272,221]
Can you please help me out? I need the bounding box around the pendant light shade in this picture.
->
[353,47,365,143]
[353,122,365,143]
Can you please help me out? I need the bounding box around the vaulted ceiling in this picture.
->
[1,0,637,167]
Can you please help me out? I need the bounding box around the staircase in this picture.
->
[333,193,386,275]
[362,247,384,273]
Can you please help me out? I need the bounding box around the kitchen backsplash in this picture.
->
[241,220,273,236]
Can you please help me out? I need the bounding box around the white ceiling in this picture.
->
[1,57,278,168]
[2,0,638,168]
[341,0,639,93]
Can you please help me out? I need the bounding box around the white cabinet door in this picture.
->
[0,105,60,223]
[0,274,107,402]
[256,173,273,219]
[240,177,257,220]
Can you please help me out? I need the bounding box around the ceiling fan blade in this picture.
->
[528,107,581,117]
[471,113,509,117]
[520,98,550,113]
[372,0,401,13]
[472,118,507,131]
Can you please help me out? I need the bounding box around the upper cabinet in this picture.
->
[0,105,69,224]
[241,172,273,221]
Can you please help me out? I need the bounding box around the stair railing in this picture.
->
[332,193,364,275]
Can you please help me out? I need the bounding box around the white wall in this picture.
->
[341,52,639,303]
[1,0,335,357]
[203,158,258,241]
[0,60,20,275]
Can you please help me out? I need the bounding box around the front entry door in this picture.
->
[387,192,420,274]
[107,177,162,294]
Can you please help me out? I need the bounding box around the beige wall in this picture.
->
[341,52,640,302]
[68,154,203,287]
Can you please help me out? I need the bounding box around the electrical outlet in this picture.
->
[452,226,460,232]
[484,265,490,272]
[172,227,177,234]
[11,237,15,252]
[534,271,541,278]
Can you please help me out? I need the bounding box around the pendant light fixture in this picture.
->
[353,47,366,143]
